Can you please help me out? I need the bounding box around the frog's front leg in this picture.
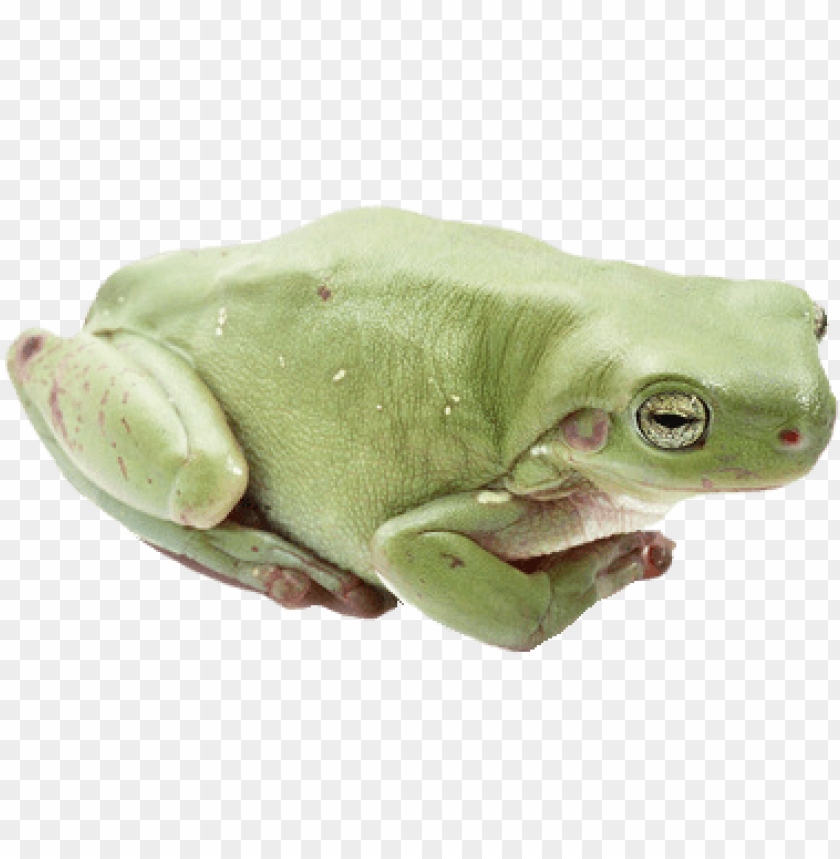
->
[373,491,674,651]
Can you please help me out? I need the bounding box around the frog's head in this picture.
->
[534,271,835,504]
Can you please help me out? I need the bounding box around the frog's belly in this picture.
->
[474,491,673,563]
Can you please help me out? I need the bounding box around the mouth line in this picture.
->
[633,481,786,495]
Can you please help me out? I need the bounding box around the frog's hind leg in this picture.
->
[8,329,397,620]
[8,328,249,530]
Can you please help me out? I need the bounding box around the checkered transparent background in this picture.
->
[2,4,839,857]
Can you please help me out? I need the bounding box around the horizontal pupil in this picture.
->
[654,413,695,429]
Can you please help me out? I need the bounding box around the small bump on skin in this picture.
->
[332,369,346,382]
[477,490,511,505]
[117,456,128,479]
[318,284,332,301]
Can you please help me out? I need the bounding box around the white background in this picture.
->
[2,4,838,856]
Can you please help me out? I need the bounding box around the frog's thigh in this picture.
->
[372,492,557,650]
[8,328,248,529]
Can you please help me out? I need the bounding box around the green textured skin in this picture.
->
[7,208,836,649]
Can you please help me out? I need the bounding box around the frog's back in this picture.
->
[83,209,594,579]
[86,208,586,332]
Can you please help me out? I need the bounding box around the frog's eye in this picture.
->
[637,392,708,450]
[813,303,828,342]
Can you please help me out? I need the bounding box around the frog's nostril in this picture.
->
[779,428,802,447]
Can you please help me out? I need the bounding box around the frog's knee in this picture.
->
[7,328,53,385]
[169,449,248,529]
[10,327,249,531]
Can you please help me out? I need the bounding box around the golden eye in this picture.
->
[637,392,708,450]
[813,303,828,342]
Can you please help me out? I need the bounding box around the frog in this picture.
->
[7,207,836,651]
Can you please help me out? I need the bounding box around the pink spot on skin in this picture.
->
[117,456,128,479]
[317,284,332,301]
[48,379,68,442]
[122,390,129,404]
[559,409,610,452]
[98,410,106,435]
[121,417,131,433]
[702,478,715,490]
[101,389,110,405]
[19,335,44,362]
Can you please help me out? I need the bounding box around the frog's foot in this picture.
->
[593,530,675,599]
[144,537,398,620]
[253,565,397,618]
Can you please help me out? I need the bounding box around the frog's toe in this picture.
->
[334,579,400,619]
[594,530,675,598]
[639,531,676,580]
[256,566,322,609]
[257,566,398,618]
